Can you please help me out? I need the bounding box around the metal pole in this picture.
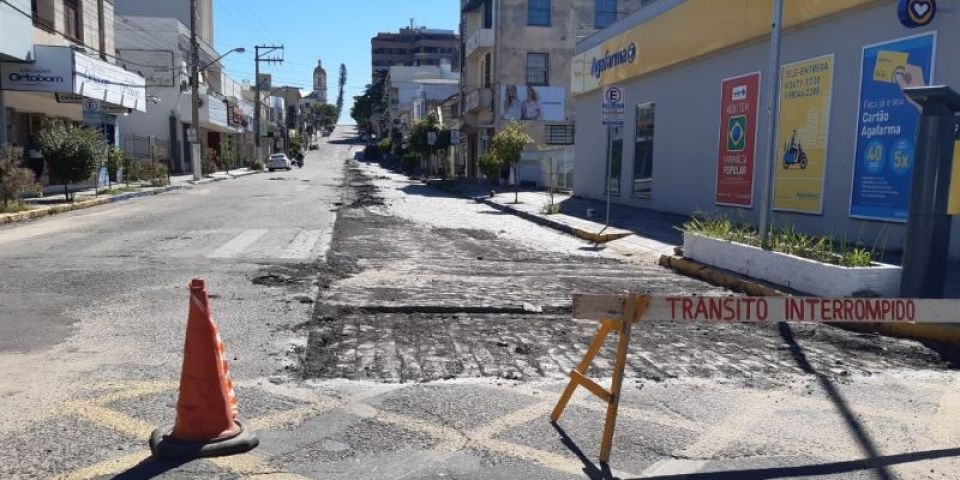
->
[758,0,784,248]
[190,0,202,181]
[605,125,612,228]
[254,47,261,157]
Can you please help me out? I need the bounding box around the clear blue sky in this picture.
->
[214,0,459,125]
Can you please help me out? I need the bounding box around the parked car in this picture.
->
[266,153,292,171]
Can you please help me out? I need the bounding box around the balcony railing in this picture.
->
[464,28,494,59]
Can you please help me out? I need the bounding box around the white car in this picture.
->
[267,153,292,171]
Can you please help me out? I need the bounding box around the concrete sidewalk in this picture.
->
[431,179,960,298]
[1,168,264,225]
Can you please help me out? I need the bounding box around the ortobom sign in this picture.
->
[0,45,73,92]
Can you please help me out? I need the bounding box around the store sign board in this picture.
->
[0,45,73,92]
[850,33,936,222]
[715,72,761,208]
[74,52,147,112]
[772,54,835,215]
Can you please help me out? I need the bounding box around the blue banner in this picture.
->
[850,33,936,222]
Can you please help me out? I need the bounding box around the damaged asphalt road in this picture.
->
[296,159,959,385]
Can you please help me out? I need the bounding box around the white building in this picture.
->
[384,62,459,135]
[0,0,147,180]
[114,3,255,173]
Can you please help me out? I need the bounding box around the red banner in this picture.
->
[715,72,760,207]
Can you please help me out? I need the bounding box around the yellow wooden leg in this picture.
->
[599,295,644,463]
[550,319,615,422]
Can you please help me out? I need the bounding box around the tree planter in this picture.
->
[682,232,901,297]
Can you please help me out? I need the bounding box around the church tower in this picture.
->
[313,60,328,104]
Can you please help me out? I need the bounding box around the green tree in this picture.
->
[478,153,503,188]
[0,145,39,208]
[315,103,338,128]
[104,146,125,189]
[490,121,533,204]
[336,63,347,121]
[37,121,106,202]
[351,73,385,133]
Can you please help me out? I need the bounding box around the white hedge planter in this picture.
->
[682,232,901,297]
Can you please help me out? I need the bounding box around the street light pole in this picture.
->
[253,45,284,160]
[758,0,784,248]
[189,0,202,181]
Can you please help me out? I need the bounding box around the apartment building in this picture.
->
[372,26,460,81]
[459,0,648,181]
[0,0,146,179]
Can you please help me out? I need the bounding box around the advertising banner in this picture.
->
[500,85,565,121]
[716,72,761,207]
[773,54,834,214]
[850,33,936,222]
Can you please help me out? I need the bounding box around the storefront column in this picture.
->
[0,91,7,147]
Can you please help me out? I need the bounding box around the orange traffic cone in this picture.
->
[149,279,258,459]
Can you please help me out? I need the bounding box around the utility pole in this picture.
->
[253,45,284,159]
[190,0,202,180]
[757,0,784,248]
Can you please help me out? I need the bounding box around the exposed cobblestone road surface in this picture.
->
[298,160,956,385]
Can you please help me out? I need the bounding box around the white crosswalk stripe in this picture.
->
[207,229,269,259]
[280,229,323,260]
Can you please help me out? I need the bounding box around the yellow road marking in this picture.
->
[474,437,587,476]
[53,450,151,480]
[63,401,155,439]
[247,400,339,431]
[86,381,178,406]
[469,402,552,440]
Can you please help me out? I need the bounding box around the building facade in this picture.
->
[459,0,646,181]
[115,15,249,173]
[0,0,147,181]
[372,26,460,81]
[383,63,460,139]
[572,0,960,257]
[113,0,214,44]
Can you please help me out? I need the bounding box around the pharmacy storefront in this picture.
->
[571,0,960,257]
[1,45,146,158]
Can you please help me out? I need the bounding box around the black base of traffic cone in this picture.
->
[149,420,259,460]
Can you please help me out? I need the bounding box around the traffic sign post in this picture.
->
[601,86,625,232]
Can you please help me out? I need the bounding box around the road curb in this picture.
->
[658,254,960,346]
[0,197,109,225]
[474,196,630,244]
[108,185,184,203]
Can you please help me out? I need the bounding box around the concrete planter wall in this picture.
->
[682,232,901,297]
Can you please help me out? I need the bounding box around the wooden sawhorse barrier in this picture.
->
[550,293,958,464]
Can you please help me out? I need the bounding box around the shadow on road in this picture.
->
[552,422,619,480]
[624,447,960,479]
[776,322,896,480]
[111,457,189,479]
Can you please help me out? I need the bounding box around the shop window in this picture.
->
[482,52,492,88]
[63,0,83,42]
[632,102,655,198]
[607,125,623,195]
[545,125,574,145]
[595,0,618,29]
[31,0,55,31]
[528,0,551,26]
